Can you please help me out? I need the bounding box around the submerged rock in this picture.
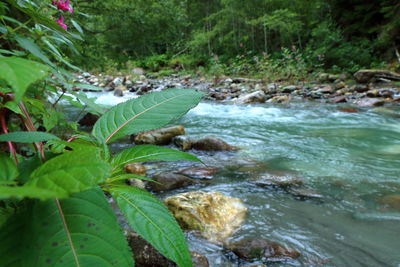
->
[192,136,237,151]
[255,173,303,187]
[177,166,219,179]
[379,194,400,211]
[133,125,185,145]
[164,191,247,242]
[149,172,197,192]
[226,238,300,261]
[287,187,323,199]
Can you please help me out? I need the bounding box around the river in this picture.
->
[87,91,400,266]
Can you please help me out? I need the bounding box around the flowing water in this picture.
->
[88,92,400,267]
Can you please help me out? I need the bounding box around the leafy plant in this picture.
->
[0,56,203,266]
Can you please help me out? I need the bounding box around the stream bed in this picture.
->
[87,92,400,267]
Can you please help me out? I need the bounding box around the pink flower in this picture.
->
[52,0,73,13]
[55,16,67,30]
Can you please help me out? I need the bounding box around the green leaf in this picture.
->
[0,57,49,101]
[0,185,63,200]
[111,186,192,267]
[71,19,84,34]
[26,149,111,197]
[93,88,203,143]
[14,35,56,67]
[112,145,201,169]
[71,91,107,115]
[0,131,60,143]
[0,188,134,266]
[0,153,18,181]
[74,83,104,91]
[106,173,159,184]
[3,101,23,115]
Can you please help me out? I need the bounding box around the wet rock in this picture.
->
[267,95,290,103]
[78,112,99,127]
[371,107,400,118]
[379,194,400,211]
[234,91,266,104]
[124,163,146,176]
[317,85,333,94]
[255,173,303,187]
[127,179,146,189]
[190,251,209,267]
[337,107,359,113]
[173,135,194,150]
[132,67,145,75]
[192,136,237,151]
[226,238,300,261]
[352,84,369,93]
[354,70,400,83]
[355,98,385,107]
[164,191,247,242]
[177,166,219,179]
[114,85,127,97]
[149,172,197,192]
[287,187,323,199]
[133,125,185,145]
[335,81,346,90]
[331,96,347,103]
[112,76,124,87]
[281,85,297,93]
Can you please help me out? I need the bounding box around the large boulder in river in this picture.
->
[133,125,185,145]
[192,136,237,151]
[234,90,266,104]
[164,191,247,242]
[225,238,300,261]
[354,70,400,83]
[149,172,197,192]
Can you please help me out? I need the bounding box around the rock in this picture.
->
[335,81,346,90]
[177,166,218,179]
[281,85,297,93]
[331,96,347,103]
[124,163,146,176]
[317,85,333,94]
[78,112,99,127]
[114,85,127,97]
[127,179,146,189]
[267,95,290,103]
[352,84,369,93]
[149,172,197,192]
[255,173,303,187]
[232,78,262,83]
[133,125,185,145]
[192,136,237,151]
[173,135,194,150]
[234,91,266,104]
[337,107,359,113]
[190,251,209,267]
[225,78,233,84]
[379,194,400,211]
[112,76,124,87]
[354,70,400,83]
[366,89,379,97]
[287,187,323,199]
[164,191,247,242]
[355,98,385,107]
[226,238,300,261]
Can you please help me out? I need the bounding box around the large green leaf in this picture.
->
[111,186,192,267]
[92,88,203,143]
[0,57,49,101]
[112,145,201,169]
[0,153,18,181]
[26,149,111,197]
[0,185,63,200]
[0,188,134,266]
[0,131,60,143]
[14,35,56,68]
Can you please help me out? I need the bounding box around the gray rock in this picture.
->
[177,166,219,179]
[281,85,297,93]
[356,98,385,107]
[255,174,303,187]
[234,91,266,104]
[288,187,323,199]
[173,135,193,150]
[149,172,197,192]
[354,70,400,83]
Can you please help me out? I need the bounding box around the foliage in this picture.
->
[0,1,204,266]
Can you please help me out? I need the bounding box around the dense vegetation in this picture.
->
[74,0,400,74]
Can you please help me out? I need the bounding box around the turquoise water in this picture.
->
[91,93,400,266]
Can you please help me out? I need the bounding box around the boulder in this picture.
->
[78,112,99,127]
[177,166,219,179]
[133,125,185,145]
[149,172,197,192]
[330,96,347,103]
[192,136,237,151]
[132,67,145,75]
[173,135,194,150]
[124,163,146,176]
[281,85,297,93]
[267,95,290,103]
[234,91,266,104]
[226,238,300,261]
[164,191,247,242]
[335,81,346,90]
[354,70,400,83]
[114,85,127,97]
[127,232,209,267]
[379,194,400,211]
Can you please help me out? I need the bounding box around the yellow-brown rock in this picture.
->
[124,163,146,176]
[133,125,185,145]
[164,191,247,243]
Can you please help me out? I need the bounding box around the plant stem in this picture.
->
[0,108,18,164]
